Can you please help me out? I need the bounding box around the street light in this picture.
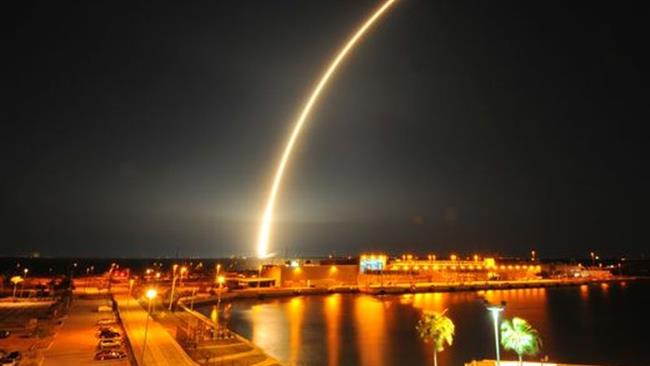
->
[141,288,157,365]
[217,275,225,304]
[180,266,188,287]
[190,288,197,310]
[168,264,178,311]
[128,278,135,307]
[20,268,29,297]
[215,264,222,284]
[485,300,506,366]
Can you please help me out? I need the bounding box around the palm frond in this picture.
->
[500,317,542,358]
[416,310,455,352]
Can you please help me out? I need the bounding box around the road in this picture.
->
[114,294,196,366]
[43,297,130,366]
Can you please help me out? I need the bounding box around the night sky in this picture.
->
[6,1,648,258]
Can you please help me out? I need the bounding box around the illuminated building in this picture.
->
[260,254,545,289]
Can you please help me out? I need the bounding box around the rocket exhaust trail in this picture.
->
[256,0,398,258]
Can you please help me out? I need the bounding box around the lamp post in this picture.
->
[20,268,29,297]
[217,275,225,305]
[215,264,221,286]
[180,266,188,287]
[485,301,506,366]
[168,264,178,311]
[141,288,157,365]
[128,278,135,307]
[190,288,196,310]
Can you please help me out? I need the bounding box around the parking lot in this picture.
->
[42,297,132,366]
[0,300,56,366]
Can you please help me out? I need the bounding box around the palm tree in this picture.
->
[416,309,455,366]
[10,276,24,298]
[500,317,542,365]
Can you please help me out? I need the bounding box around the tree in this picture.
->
[10,276,24,298]
[500,317,542,365]
[416,309,455,366]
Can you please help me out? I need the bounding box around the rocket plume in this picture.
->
[257,0,398,258]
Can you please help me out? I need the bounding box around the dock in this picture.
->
[115,294,196,366]
[115,293,281,366]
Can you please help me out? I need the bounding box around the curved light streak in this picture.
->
[257,0,398,258]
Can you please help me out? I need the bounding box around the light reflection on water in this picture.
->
[354,295,386,366]
[324,294,341,366]
[205,281,648,366]
[287,297,305,364]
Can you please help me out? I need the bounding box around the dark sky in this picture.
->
[5,0,648,258]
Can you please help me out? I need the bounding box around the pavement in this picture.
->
[0,301,55,366]
[42,297,130,366]
[114,294,196,366]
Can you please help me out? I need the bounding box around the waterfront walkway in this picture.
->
[173,304,282,366]
[115,294,197,366]
[116,294,281,366]
[466,360,602,366]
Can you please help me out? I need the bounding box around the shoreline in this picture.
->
[187,276,642,307]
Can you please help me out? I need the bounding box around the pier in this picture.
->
[114,293,281,366]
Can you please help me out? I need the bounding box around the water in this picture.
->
[200,280,650,366]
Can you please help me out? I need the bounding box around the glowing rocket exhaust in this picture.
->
[256,0,398,258]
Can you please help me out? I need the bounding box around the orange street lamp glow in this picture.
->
[146,288,157,300]
[256,0,398,258]
[142,288,158,364]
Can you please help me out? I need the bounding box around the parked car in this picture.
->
[94,350,127,361]
[0,358,16,366]
[98,330,121,339]
[98,338,122,350]
[0,331,10,339]
[4,353,20,362]
[96,318,116,326]
[96,326,118,335]
[97,305,112,313]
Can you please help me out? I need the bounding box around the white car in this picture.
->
[98,338,122,350]
[96,318,116,326]
[97,305,113,313]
